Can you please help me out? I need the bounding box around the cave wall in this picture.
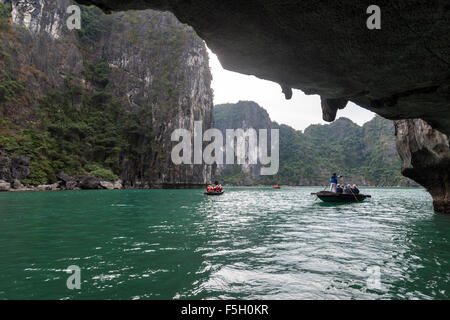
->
[76,0,450,133]
[395,119,450,213]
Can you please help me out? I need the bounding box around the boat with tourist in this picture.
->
[311,190,371,202]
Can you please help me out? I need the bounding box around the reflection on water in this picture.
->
[0,187,449,299]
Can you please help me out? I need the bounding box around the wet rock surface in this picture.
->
[395,120,450,213]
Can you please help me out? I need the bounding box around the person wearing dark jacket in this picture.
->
[351,184,360,195]
[344,184,352,194]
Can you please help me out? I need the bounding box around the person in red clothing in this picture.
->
[213,180,222,192]
[206,180,222,193]
[206,181,224,194]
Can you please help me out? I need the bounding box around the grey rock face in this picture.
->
[395,120,450,213]
[100,10,215,186]
[113,180,123,189]
[98,180,122,190]
[0,180,11,191]
[214,101,273,179]
[56,172,73,183]
[35,183,59,191]
[12,179,23,189]
[0,156,30,182]
[56,172,77,190]
[2,0,214,187]
[79,175,102,190]
[243,177,254,186]
[99,180,114,190]
[2,0,83,107]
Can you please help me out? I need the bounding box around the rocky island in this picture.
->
[0,0,214,190]
[215,101,417,187]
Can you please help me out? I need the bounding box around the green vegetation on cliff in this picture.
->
[0,2,10,31]
[215,101,411,186]
[1,80,123,184]
[0,3,211,185]
[0,3,24,105]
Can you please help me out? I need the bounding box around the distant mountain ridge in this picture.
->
[214,101,416,187]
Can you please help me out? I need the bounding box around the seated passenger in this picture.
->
[351,184,360,195]
[336,184,343,193]
[344,184,351,194]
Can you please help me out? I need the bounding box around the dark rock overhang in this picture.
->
[76,0,450,136]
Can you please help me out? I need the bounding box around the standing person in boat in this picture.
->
[329,173,342,192]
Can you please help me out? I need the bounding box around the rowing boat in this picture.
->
[204,190,225,196]
[311,191,371,202]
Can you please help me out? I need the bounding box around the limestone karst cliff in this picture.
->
[214,101,274,181]
[215,101,415,187]
[75,0,450,212]
[0,0,214,188]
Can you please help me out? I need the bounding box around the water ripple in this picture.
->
[0,187,449,299]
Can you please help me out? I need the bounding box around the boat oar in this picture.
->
[350,189,359,202]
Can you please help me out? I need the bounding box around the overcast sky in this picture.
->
[208,48,375,131]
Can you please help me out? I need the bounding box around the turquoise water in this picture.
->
[0,187,449,300]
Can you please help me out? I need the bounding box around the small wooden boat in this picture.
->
[204,190,225,196]
[311,191,371,202]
